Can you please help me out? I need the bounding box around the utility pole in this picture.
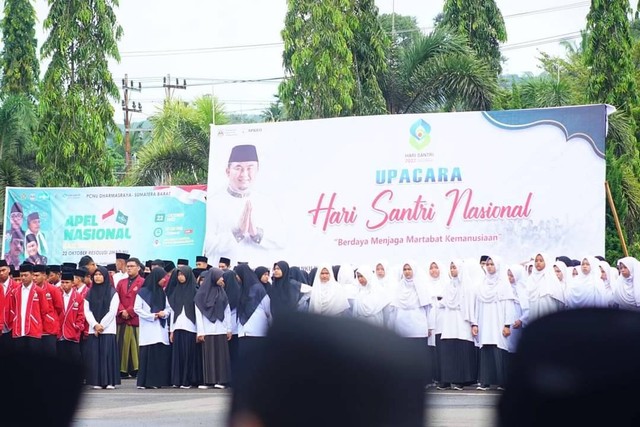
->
[121,74,142,171]
[163,74,187,101]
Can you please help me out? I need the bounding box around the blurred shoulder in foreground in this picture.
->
[498,307,640,427]
[229,311,427,427]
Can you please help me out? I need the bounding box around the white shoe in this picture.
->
[198,385,212,389]
[214,384,227,389]
[92,386,102,390]
[136,386,146,390]
[180,385,192,389]
[106,385,116,390]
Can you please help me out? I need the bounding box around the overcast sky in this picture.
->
[26,0,617,123]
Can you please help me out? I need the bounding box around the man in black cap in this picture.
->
[25,211,48,257]
[177,258,189,267]
[229,311,427,427]
[25,233,47,265]
[195,255,210,270]
[48,265,62,287]
[4,230,24,269]
[219,257,231,271]
[8,263,55,353]
[7,201,25,241]
[113,252,130,285]
[203,144,286,268]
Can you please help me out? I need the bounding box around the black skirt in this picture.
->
[439,338,478,385]
[202,334,231,385]
[137,343,171,388]
[478,344,509,387]
[171,330,200,387]
[85,334,121,387]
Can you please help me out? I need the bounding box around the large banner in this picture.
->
[204,105,609,269]
[3,185,207,268]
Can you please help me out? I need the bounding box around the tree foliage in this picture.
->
[441,0,507,75]
[0,0,39,100]
[585,0,639,114]
[128,96,228,186]
[36,0,123,187]
[380,27,498,114]
[378,13,420,48]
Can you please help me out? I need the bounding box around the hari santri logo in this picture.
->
[409,119,431,151]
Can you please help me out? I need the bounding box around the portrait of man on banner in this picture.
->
[204,144,286,266]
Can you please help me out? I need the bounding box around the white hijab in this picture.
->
[477,255,515,303]
[373,259,393,289]
[443,258,475,322]
[525,252,565,304]
[508,264,530,312]
[567,256,608,308]
[613,257,640,309]
[352,264,390,317]
[426,258,445,299]
[392,259,432,309]
[310,263,350,316]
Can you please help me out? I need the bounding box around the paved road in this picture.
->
[72,379,500,427]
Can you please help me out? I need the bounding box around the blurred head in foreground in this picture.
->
[498,307,640,427]
[228,311,426,427]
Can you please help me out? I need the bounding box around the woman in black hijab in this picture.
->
[270,261,307,320]
[194,268,232,389]
[84,265,120,389]
[134,268,171,389]
[254,266,272,292]
[166,266,200,389]
[223,270,241,387]
[234,264,271,369]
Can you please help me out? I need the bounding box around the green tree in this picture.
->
[380,27,498,114]
[441,0,507,75]
[279,0,357,119]
[585,0,638,113]
[0,95,38,229]
[350,0,388,115]
[129,96,228,186]
[378,13,420,49]
[36,0,123,187]
[0,0,39,100]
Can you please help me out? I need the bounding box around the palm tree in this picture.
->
[128,96,228,186]
[380,27,499,114]
[0,94,38,231]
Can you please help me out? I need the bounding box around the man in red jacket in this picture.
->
[0,259,9,348]
[8,263,55,353]
[57,271,85,365]
[33,264,63,356]
[116,257,144,378]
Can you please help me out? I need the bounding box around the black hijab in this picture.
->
[165,265,197,325]
[290,266,309,284]
[86,266,116,322]
[254,266,272,292]
[194,268,228,322]
[223,270,241,311]
[137,267,168,327]
[270,261,302,319]
[235,264,267,326]
[307,267,318,286]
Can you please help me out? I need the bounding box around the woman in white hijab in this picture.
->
[426,259,446,387]
[475,255,515,391]
[506,265,529,354]
[565,256,609,309]
[389,259,434,387]
[350,265,391,326]
[552,260,570,303]
[373,259,396,327]
[309,263,350,316]
[525,253,565,322]
[613,257,640,311]
[437,259,478,391]
[598,260,615,307]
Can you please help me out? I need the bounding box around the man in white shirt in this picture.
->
[113,252,130,285]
